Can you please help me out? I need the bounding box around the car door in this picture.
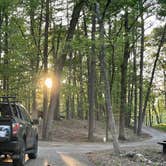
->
[19,106,33,149]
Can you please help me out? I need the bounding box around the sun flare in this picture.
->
[45,78,52,89]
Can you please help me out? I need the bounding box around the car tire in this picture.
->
[13,141,25,166]
[28,137,38,159]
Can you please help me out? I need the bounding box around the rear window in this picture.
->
[0,104,18,118]
[0,104,12,118]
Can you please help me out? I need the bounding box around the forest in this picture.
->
[0,0,165,154]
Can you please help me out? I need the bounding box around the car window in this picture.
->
[12,105,20,118]
[24,111,31,122]
[0,103,25,119]
[16,106,24,120]
[0,104,12,118]
[19,106,31,122]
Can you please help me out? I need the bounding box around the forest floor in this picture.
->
[37,119,166,166]
[39,119,150,143]
[87,126,166,166]
[87,145,166,166]
[1,120,164,165]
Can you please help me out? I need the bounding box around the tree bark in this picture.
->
[66,52,72,120]
[52,22,62,120]
[45,0,85,140]
[78,55,84,120]
[88,5,96,141]
[56,0,86,71]
[96,2,120,154]
[3,13,9,96]
[29,1,43,119]
[42,0,50,139]
[148,103,152,126]
[137,0,144,135]
[158,101,162,123]
[119,8,130,140]
[133,46,138,133]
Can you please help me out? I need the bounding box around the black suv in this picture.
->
[0,96,38,166]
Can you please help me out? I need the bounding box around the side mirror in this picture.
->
[32,119,39,125]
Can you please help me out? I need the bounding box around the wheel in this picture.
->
[28,137,38,159]
[13,141,25,166]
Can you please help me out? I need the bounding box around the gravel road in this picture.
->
[0,126,165,166]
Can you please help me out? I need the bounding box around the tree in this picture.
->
[96,1,120,154]
[142,23,166,128]
[45,0,86,140]
[88,4,96,141]
[137,0,145,135]
[42,0,50,139]
[119,6,130,140]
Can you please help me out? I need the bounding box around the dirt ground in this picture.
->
[37,120,166,166]
[39,119,150,143]
[87,146,166,166]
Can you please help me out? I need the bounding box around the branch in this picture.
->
[102,0,112,20]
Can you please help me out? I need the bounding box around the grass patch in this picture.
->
[153,123,166,132]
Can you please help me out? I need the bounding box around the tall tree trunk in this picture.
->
[107,21,116,141]
[71,66,77,118]
[66,52,72,120]
[119,8,129,140]
[33,0,43,119]
[45,0,85,140]
[54,93,60,120]
[148,103,152,127]
[3,13,9,96]
[88,5,96,141]
[96,2,120,154]
[29,3,42,119]
[157,101,162,123]
[137,0,144,135]
[128,81,133,127]
[57,0,86,69]
[66,95,70,120]
[51,22,62,120]
[78,55,84,120]
[42,0,50,139]
[133,46,138,133]
[32,89,37,118]
[125,68,133,128]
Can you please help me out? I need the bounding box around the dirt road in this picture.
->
[26,126,165,166]
[0,126,165,166]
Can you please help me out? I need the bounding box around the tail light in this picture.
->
[12,123,20,135]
